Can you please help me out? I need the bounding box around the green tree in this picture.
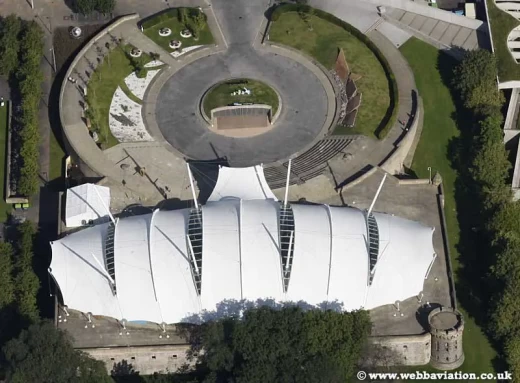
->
[96,0,116,14]
[178,8,189,28]
[504,334,520,382]
[189,9,206,40]
[0,15,22,77]
[2,321,112,383]
[196,306,371,383]
[453,49,503,111]
[16,21,44,197]
[298,7,314,30]
[0,242,15,309]
[75,0,95,15]
[469,111,511,209]
[13,222,40,322]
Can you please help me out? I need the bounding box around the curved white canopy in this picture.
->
[51,167,436,324]
[207,165,277,202]
[50,202,435,324]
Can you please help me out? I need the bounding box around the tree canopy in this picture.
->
[2,321,112,383]
[0,15,22,77]
[12,222,40,322]
[12,19,44,197]
[193,306,371,383]
[453,49,503,112]
[453,46,520,379]
[0,242,15,310]
[74,0,116,15]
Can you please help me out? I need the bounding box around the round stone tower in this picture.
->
[428,306,464,370]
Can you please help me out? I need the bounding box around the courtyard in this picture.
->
[51,0,496,376]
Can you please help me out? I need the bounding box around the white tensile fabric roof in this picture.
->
[50,167,436,324]
[65,184,110,227]
[208,165,277,202]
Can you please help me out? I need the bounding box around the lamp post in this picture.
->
[50,47,56,73]
[427,167,432,184]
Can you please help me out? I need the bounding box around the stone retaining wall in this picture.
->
[380,96,423,175]
[437,182,458,309]
[83,344,191,375]
[59,14,140,178]
[361,333,432,367]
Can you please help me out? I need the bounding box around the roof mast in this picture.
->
[93,186,116,225]
[367,173,387,216]
[186,163,199,210]
[283,159,292,208]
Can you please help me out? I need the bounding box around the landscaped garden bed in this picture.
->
[86,44,156,149]
[142,8,214,53]
[203,79,279,117]
[269,5,396,139]
[485,0,520,82]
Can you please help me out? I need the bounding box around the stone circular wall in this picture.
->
[428,307,465,370]
[153,46,333,167]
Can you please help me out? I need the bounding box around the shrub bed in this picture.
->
[270,4,397,139]
[141,8,179,30]
[142,8,214,52]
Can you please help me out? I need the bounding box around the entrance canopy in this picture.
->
[208,165,278,202]
[65,183,111,227]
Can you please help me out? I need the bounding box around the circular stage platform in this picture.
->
[154,46,331,167]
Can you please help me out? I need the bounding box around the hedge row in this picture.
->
[141,8,179,30]
[271,4,399,139]
[16,21,44,197]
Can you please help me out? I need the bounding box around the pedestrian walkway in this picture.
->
[384,7,487,52]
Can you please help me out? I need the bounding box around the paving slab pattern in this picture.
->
[386,6,490,51]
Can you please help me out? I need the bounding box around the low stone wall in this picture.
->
[59,14,140,178]
[380,96,423,175]
[361,333,432,367]
[83,344,192,375]
[88,333,434,374]
[499,80,520,89]
[504,88,519,130]
[397,178,430,185]
[437,183,458,309]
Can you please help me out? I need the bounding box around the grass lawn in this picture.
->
[203,79,279,117]
[49,129,65,182]
[269,12,391,139]
[0,103,11,221]
[400,38,496,377]
[144,15,213,53]
[87,46,152,149]
[486,0,520,82]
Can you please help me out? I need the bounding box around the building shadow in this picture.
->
[188,160,228,204]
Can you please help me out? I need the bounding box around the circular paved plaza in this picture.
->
[155,46,330,167]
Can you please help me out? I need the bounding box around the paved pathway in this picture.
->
[58,0,420,204]
[146,0,333,166]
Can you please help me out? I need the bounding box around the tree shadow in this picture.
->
[436,50,504,371]
[111,360,143,382]
[435,51,483,319]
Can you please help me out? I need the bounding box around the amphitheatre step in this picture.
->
[264,137,353,189]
